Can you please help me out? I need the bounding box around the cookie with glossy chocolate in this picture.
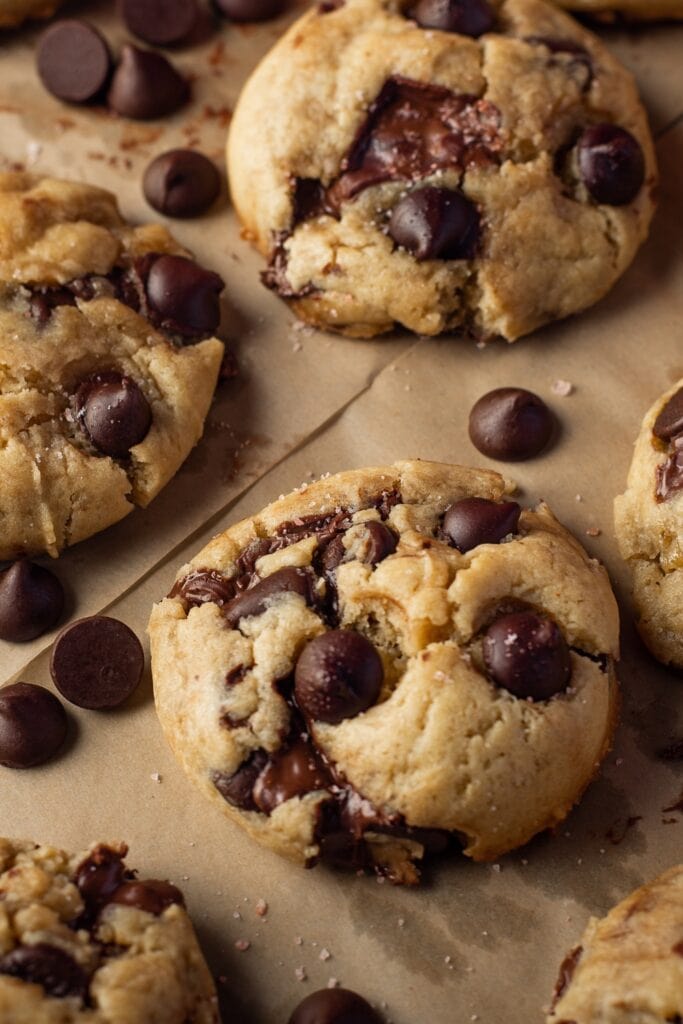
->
[553,0,683,21]
[0,173,224,558]
[614,380,683,669]
[0,0,63,28]
[227,0,656,341]
[0,838,220,1022]
[547,864,683,1024]
[150,460,619,882]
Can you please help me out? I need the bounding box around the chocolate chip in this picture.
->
[252,736,330,814]
[442,498,521,553]
[388,187,479,261]
[0,944,87,1000]
[0,683,68,769]
[653,387,683,442]
[118,0,199,45]
[468,387,555,461]
[29,287,77,325]
[321,536,346,573]
[551,946,583,1006]
[482,611,572,701]
[656,437,683,502]
[36,20,112,104]
[145,254,223,336]
[77,372,152,459]
[143,149,221,218]
[407,0,494,36]
[0,560,64,643]
[223,567,316,628]
[577,124,645,206]
[213,0,287,22]
[288,987,383,1024]
[212,749,269,810]
[50,616,144,710]
[357,522,397,565]
[294,630,383,724]
[108,45,189,120]
[75,846,127,912]
[109,879,184,915]
[169,569,236,608]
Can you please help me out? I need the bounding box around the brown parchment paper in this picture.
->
[1,3,682,1023]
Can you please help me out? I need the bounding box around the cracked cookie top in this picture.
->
[0,837,219,1023]
[150,460,619,883]
[0,173,224,558]
[547,864,683,1024]
[227,0,656,341]
[614,380,683,669]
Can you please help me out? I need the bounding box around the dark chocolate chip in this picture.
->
[551,945,583,1006]
[143,149,221,218]
[0,560,64,643]
[108,45,189,120]
[357,522,397,565]
[442,498,521,553]
[653,387,683,442]
[75,846,127,912]
[321,535,347,573]
[482,611,572,701]
[118,0,199,46]
[407,0,494,36]
[0,683,68,769]
[145,254,223,336]
[252,736,330,814]
[288,987,383,1024]
[577,124,645,206]
[468,387,554,461]
[388,187,479,261]
[223,567,316,628]
[0,944,87,1000]
[213,0,287,22]
[294,630,383,724]
[50,616,144,710]
[29,287,77,325]
[169,569,236,608]
[656,436,683,502]
[77,372,152,459]
[211,749,269,810]
[36,20,112,104]
[109,879,184,915]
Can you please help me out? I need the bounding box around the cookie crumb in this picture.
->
[319,948,332,961]
[397,917,405,927]
[294,936,303,946]
[235,939,250,952]
[327,978,339,989]
[233,911,241,920]
[295,966,307,982]
[585,527,601,537]
[150,772,162,782]
[551,379,574,397]
[255,899,268,917]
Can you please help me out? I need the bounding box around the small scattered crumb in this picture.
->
[585,527,601,537]
[551,379,574,397]
[292,340,303,352]
[397,917,405,927]
[233,911,241,920]
[150,772,162,783]
[521,858,529,866]
[327,978,339,989]
[181,875,189,881]
[319,948,332,961]
[255,899,268,917]
[295,936,303,946]
[491,863,501,873]
[234,939,250,952]
[295,967,307,982]
[575,494,583,502]
[615,758,624,767]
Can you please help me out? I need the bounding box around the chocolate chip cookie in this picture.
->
[0,0,63,28]
[614,381,683,669]
[554,0,683,20]
[547,864,683,1024]
[0,173,224,559]
[150,460,619,883]
[227,0,656,341]
[0,838,220,1022]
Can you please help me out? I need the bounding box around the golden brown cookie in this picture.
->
[0,838,220,1023]
[0,0,62,28]
[0,173,224,559]
[227,0,656,341]
[614,381,683,669]
[150,460,619,883]
[547,864,683,1023]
